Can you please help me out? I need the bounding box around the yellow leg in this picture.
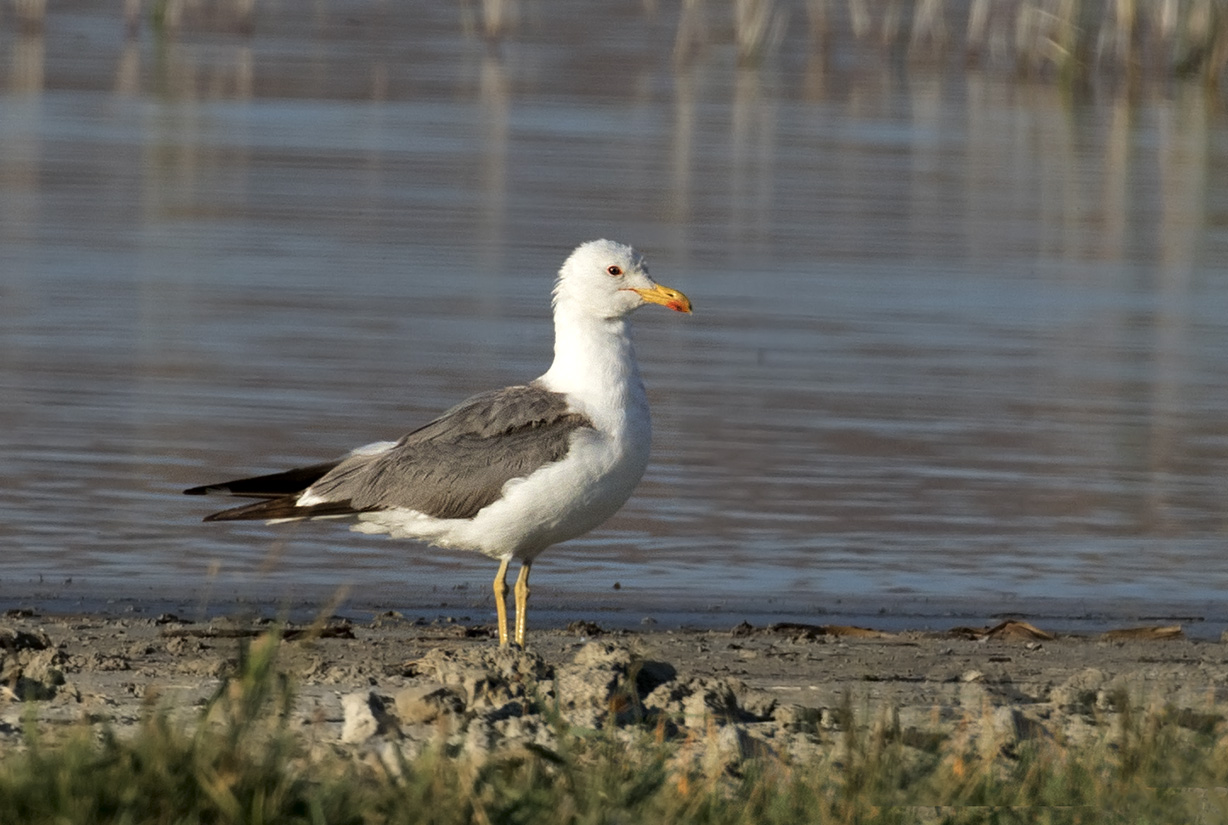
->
[493,557,511,647]
[513,561,532,648]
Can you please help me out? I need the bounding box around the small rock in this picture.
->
[711,725,755,767]
[687,725,777,776]
[494,714,536,743]
[1094,687,1126,712]
[22,649,66,688]
[773,703,821,733]
[738,689,777,721]
[461,671,513,711]
[969,707,1051,757]
[462,717,495,762]
[1049,668,1109,710]
[730,621,755,637]
[572,642,633,669]
[126,642,155,658]
[70,652,130,672]
[680,680,743,728]
[556,644,637,729]
[409,647,549,714]
[566,620,604,637]
[166,636,206,656]
[394,684,464,725]
[0,627,50,652]
[819,707,844,730]
[959,680,989,710]
[341,691,397,744]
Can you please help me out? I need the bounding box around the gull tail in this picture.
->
[184,460,356,522]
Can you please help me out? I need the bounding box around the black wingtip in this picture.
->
[198,499,282,522]
[182,461,342,500]
[197,496,361,522]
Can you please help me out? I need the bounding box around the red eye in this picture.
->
[606,265,623,277]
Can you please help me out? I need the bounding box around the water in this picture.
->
[3,4,1228,633]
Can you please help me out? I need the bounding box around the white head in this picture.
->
[553,239,692,319]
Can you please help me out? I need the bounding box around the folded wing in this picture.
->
[184,383,594,523]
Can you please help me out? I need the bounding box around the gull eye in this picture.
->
[606,265,623,277]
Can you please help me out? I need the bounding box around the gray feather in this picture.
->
[305,383,593,520]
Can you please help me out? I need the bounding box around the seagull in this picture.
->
[185,240,692,647]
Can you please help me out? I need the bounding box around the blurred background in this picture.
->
[2,0,1227,634]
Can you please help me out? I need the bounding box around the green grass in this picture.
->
[1,632,1226,824]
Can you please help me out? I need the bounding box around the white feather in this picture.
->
[347,240,665,563]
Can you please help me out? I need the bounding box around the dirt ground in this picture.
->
[1,608,1224,765]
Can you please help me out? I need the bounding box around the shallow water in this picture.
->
[2,4,1228,632]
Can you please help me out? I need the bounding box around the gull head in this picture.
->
[553,239,692,319]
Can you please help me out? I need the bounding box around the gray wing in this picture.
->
[302,383,594,520]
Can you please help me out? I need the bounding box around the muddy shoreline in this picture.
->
[2,609,1224,766]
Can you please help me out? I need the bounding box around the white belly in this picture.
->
[351,424,650,561]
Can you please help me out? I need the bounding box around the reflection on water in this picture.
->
[1,3,1227,631]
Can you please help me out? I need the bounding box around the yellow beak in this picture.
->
[631,283,693,314]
